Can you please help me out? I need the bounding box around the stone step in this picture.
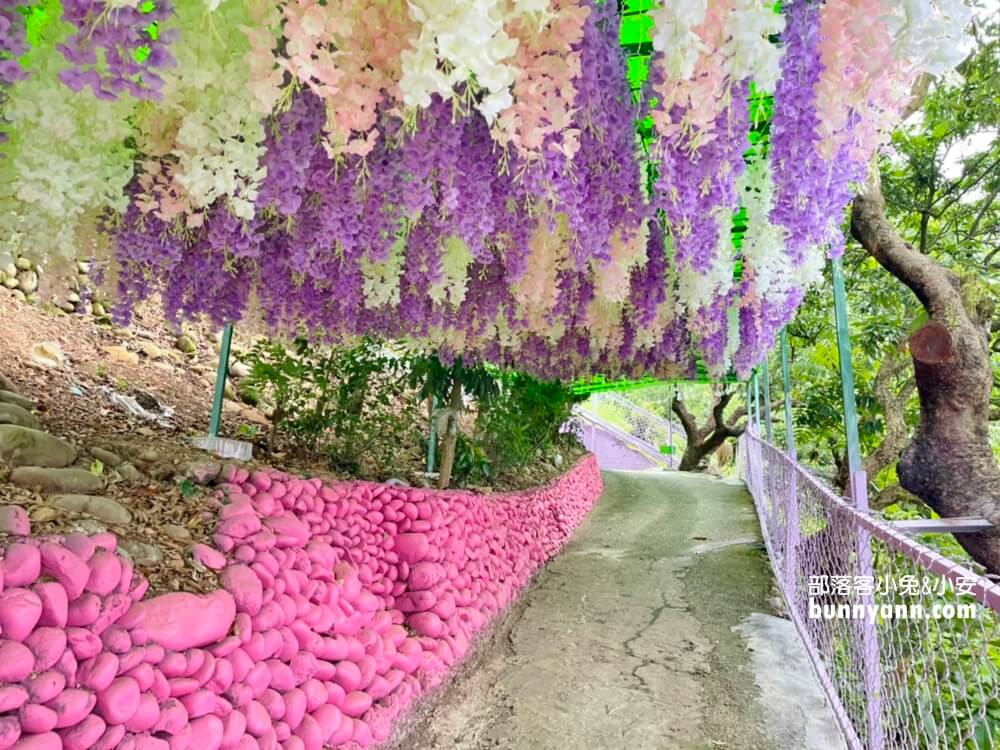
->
[10,466,104,494]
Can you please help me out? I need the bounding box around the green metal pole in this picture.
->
[753,371,761,434]
[426,395,439,473]
[831,257,882,750]
[780,330,795,456]
[745,381,753,432]
[762,358,774,443]
[208,323,233,438]
[831,256,866,505]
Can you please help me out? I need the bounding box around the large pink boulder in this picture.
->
[39,543,90,600]
[127,591,236,651]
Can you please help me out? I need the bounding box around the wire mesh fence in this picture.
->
[743,431,1000,750]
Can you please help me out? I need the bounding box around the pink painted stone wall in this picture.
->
[0,455,603,750]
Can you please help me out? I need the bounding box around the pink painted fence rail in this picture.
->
[741,432,1000,750]
[0,455,603,750]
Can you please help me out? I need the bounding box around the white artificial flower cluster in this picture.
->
[737,157,823,302]
[649,0,708,81]
[0,61,134,265]
[138,0,267,221]
[882,0,974,76]
[675,208,737,319]
[400,0,521,123]
[723,0,786,92]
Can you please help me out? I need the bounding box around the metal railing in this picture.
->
[575,391,686,463]
[742,430,1000,749]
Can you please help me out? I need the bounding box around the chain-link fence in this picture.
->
[743,431,1000,750]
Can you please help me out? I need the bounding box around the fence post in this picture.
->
[779,330,799,596]
[831,255,883,749]
[208,323,233,439]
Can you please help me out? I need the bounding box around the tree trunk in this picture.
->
[437,380,463,490]
[851,171,1000,572]
[673,390,747,472]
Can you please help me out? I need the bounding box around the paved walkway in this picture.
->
[399,471,844,750]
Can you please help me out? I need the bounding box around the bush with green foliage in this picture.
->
[241,338,423,478]
[474,373,585,477]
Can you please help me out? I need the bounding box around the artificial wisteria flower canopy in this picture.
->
[0,0,971,379]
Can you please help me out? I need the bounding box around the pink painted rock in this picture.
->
[243,701,270,736]
[0,506,30,536]
[332,661,361,693]
[407,562,443,590]
[77,653,120,691]
[0,639,35,682]
[10,732,62,750]
[66,593,101,627]
[0,717,20,750]
[39,543,89,600]
[25,627,67,671]
[293,715,322,750]
[96,677,141,724]
[85,552,122,597]
[66,628,102,660]
[0,687,29,714]
[153,700,189,736]
[63,534,95,562]
[59,715,105,750]
[218,514,261,539]
[310,705,343,743]
[25,672,65,703]
[264,517,310,548]
[94,724,125,750]
[49,689,97,729]
[396,590,435,613]
[192,544,227,571]
[3,545,40,586]
[128,591,236,651]
[219,566,263,616]
[0,587,42,639]
[408,611,444,638]
[33,582,69,628]
[220,709,246,750]
[393,533,429,564]
[123,693,160,732]
[179,689,217,719]
[19,704,58,734]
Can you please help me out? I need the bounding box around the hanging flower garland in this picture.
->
[0,0,978,380]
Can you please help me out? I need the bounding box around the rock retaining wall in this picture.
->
[0,455,603,750]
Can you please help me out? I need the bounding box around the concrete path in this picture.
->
[398,470,844,750]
